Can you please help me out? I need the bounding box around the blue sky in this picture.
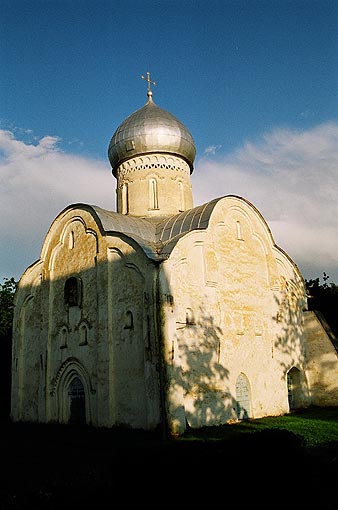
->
[1,0,338,283]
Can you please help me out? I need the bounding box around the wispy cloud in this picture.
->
[299,110,314,119]
[204,144,222,156]
[0,130,113,281]
[193,122,338,282]
[1,122,338,283]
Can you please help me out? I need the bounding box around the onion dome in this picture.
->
[108,88,196,176]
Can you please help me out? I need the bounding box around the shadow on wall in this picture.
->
[9,245,336,432]
[166,305,240,428]
[10,249,240,430]
[273,280,338,410]
[273,279,310,409]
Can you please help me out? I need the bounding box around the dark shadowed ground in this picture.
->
[1,417,338,509]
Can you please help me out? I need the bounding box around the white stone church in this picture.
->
[11,77,338,435]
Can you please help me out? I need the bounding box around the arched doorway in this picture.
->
[287,367,301,410]
[53,359,92,425]
[235,373,251,419]
[68,377,86,424]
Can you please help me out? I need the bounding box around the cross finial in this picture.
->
[141,71,156,98]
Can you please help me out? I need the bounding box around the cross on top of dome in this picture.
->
[108,72,196,175]
[141,71,156,98]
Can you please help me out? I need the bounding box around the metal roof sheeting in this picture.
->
[88,199,222,260]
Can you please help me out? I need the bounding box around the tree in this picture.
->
[305,273,338,339]
[0,277,17,338]
[0,277,17,419]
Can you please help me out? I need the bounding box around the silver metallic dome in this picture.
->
[108,93,196,176]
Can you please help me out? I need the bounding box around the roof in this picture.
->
[108,95,196,176]
[63,198,223,261]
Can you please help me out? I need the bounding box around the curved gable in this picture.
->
[23,197,304,274]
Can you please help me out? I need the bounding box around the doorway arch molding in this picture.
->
[52,357,94,424]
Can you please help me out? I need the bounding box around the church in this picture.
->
[11,75,338,435]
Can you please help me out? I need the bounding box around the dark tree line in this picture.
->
[0,277,17,337]
[0,277,17,418]
[305,273,338,340]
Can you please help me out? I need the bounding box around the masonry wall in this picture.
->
[11,207,162,430]
[303,310,338,405]
[160,196,311,434]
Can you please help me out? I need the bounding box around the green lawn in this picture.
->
[178,405,338,448]
[1,408,338,508]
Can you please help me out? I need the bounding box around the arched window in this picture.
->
[64,277,82,307]
[124,310,134,329]
[178,181,185,212]
[68,230,74,249]
[236,221,243,240]
[122,183,129,215]
[149,178,159,210]
[235,373,251,419]
[185,307,195,326]
[60,327,68,349]
[79,324,88,346]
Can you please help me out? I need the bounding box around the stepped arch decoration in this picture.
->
[50,357,95,424]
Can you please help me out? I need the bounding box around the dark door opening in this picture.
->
[68,377,86,424]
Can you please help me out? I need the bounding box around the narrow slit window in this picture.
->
[122,183,129,215]
[124,310,134,329]
[68,230,74,249]
[60,327,68,349]
[186,307,195,326]
[236,221,243,240]
[79,324,88,345]
[179,181,185,212]
[149,178,159,210]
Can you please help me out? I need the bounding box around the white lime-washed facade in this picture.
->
[11,88,338,434]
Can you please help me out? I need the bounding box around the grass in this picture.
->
[179,406,338,448]
[1,407,338,508]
